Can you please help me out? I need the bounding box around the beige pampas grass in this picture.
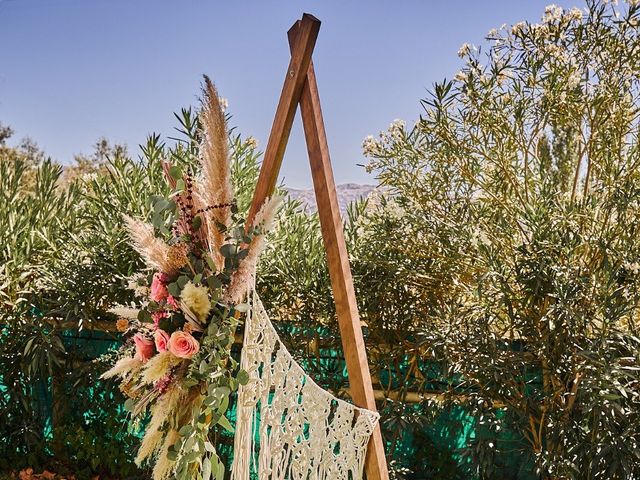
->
[152,428,180,480]
[141,352,177,385]
[123,215,177,274]
[224,196,282,304]
[136,386,184,466]
[108,306,140,320]
[101,356,142,380]
[198,76,233,271]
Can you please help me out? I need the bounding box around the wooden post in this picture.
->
[246,14,320,227]
[248,14,389,480]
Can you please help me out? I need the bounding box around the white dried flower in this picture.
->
[219,97,229,112]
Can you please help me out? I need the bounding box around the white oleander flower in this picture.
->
[245,136,258,149]
[544,4,563,23]
[568,7,583,21]
[362,135,381,156]
[512,21,526,35]
[567,70,581,89]
[458,42,472,58]
[455,70,468,82]
[388,119,405,140]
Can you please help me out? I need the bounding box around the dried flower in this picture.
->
[198,76,233,270]
[166,243,189,271]
[116,318,130,332]
[109,306,140,320]
[101,356,142,380]
[142,351,176,384]
[181,281,211,321]
[225,196,282,304]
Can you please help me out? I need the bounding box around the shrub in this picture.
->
[364,1,640,478]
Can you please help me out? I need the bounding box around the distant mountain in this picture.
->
[286,183,376,213]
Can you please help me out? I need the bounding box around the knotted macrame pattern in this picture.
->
[231,291,379,480]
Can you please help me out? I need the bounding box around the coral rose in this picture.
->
[150,272,169,303]
[133,333,155,362]
[154,329,170,352]
[169,331,200,359]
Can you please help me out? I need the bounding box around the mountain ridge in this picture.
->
[285,183,376,213]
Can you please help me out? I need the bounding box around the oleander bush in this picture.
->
[363,1,640,478]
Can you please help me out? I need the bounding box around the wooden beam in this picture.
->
[246,14,320,227]
[287,23,390,480]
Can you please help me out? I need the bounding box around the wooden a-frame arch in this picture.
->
[246,13,389,480]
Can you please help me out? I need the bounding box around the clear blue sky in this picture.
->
[1,0,578,188]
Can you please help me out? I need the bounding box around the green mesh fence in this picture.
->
[2,328,536,479]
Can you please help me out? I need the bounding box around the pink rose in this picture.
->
[152,310,169,328]
[154,329,170,352]
[169,331,200,359]
[150,273,169,303]
[133,333,155,362]
[166,295,179,310]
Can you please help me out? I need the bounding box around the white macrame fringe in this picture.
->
[231,290,379,480]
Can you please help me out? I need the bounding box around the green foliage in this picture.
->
[364,1,640,478]
[0,111,267,477]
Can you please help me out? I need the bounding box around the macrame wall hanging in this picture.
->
[234,14,389,480]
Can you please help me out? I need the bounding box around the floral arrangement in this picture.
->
[102,77,279,480]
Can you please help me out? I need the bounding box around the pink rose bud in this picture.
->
[154,329,170,352]
[152,310,169,328]
[166,295,179,310]
[150,273,169,303]
[168,331,200,359]
[133,333,155,362]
